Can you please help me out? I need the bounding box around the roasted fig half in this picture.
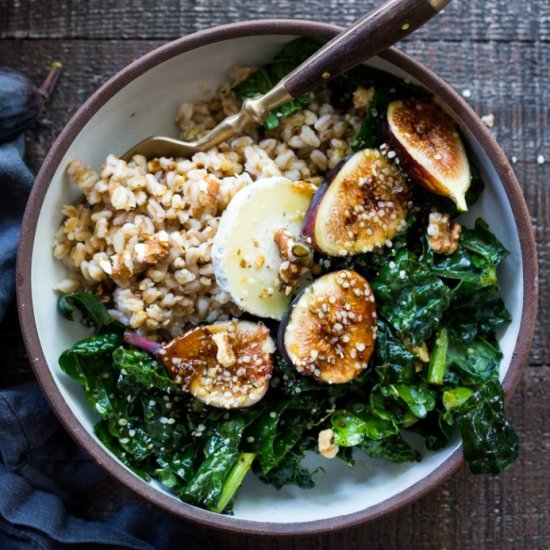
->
[279,270,376,384]
[386,99,471,211]
[301,149,409,257]
[124,320,275,409]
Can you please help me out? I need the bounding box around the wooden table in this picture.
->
[1,1,548,548]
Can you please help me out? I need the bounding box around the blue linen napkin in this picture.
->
[0,138,208,549]
[0,136,33,319]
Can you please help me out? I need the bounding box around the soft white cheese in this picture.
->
[212,177,315,320]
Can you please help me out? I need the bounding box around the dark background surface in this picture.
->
[1,1,549,548]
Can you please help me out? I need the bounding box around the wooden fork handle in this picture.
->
[282,0,451,98]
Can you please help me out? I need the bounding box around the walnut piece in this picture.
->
[427,212,461,255]
[111,250,134,279]
[318,428,339,459]
[352,85,375,112]
[274,228,313,295]
[134,233,170,264]
[212,331,236,368]
[274,227,294,259]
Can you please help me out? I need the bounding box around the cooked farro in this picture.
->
[53,80,361,337]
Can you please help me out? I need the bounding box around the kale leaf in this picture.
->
[447,337,503,385]
[412,411,454,452]
[372,250,452,346]
[446,286,511,342]
[461,218,510,265]
[374,319,417,369]
[359,434,421,463]
[256,437,318,490]
[246,398,307,473]
[113,347,173,393]
[181,416,247,508]
[58,292,115,334]
[431,247,497,285]
[332,404,397,447]
[233,38,321,129]
[388,384,437,419]
[154,447,197,489]
[350,88,393,150]
[453,378,519,475]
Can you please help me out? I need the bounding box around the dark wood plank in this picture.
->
[0,1,547,548]
[1,0,549,42]
[0,40,548,167]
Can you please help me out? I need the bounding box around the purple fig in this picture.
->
[0,61,62,143]
[386,99,471,212]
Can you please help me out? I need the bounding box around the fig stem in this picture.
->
[123,331,162,357]
[38,61,62,100]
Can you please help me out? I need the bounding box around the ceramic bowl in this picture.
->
[16,20,537,535]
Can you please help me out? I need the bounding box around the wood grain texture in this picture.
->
[1,1,549,42]
[0,0,548,548]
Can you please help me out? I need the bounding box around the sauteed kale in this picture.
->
[58,210,516,511]
[57,38,518,513]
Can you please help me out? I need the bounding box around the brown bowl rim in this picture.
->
[16,19,538,537]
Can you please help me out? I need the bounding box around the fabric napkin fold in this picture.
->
[0,138,208,549]
[0,136,33,321]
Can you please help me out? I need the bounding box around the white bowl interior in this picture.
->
[30,34,523,523]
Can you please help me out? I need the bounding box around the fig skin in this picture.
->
[0,62,62,143]
[300,181,327,245]
[279,269,377,384]
[301,149,409,257]
[386,99,471,212]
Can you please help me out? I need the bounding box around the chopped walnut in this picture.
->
[134,234,170,264]
[427,212,461,255]
[212,331,236,368]
[352,85,375,113]
[278,261,303,295]
[274,228,313,295]
[318,428,339,459]
[111,250,134,279]
[274,227,294,259]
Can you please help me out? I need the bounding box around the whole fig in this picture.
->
[0,61,62,143]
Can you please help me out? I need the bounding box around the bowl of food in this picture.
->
[17,20,537,535]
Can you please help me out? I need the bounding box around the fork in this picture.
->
[122,0,451,161]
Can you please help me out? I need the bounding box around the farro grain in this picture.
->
[53,70,362,338]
